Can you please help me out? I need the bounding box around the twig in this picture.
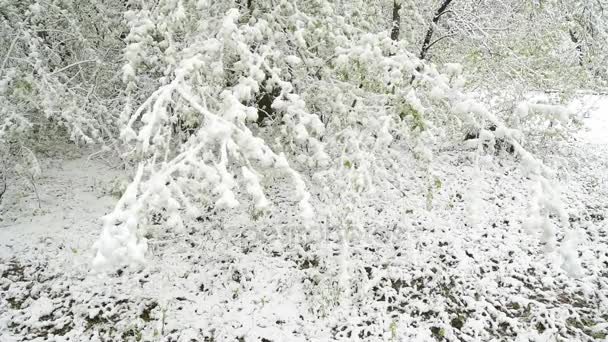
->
[19,146,42,209]
[0,33,20,79]
[28,174,41,209]
[48,59,97,77]
[0,168,6,206]
[425,33,458,52]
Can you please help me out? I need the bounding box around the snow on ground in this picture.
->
[571,95,608,145]
[1,104,607,341]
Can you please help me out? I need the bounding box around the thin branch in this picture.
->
[419,0,455,60]
[48,59,97,76]
[0,33,20,79]
[0,168,6,206]
[425,33,457,51]
[28,173,41,210]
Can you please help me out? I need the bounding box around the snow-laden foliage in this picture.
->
[404,0,608,93]
[91,0,582,284]
[1,1,608,340]
[0,0,124,149]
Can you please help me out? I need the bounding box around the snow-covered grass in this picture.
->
[1,106,607,341]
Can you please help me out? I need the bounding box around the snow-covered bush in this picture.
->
[2,1,606,341]
[91,0,581,281]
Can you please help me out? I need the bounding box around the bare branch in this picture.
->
[48,59,97,77]
[425,33,458,51]
[419,0,456,60]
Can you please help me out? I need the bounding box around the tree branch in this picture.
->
[0,33,20,79]
[48,59,97,76]
[419,0,455,60]
[425,33,457,51]
[0,172,6,206]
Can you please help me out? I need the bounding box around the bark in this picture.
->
[419,0,454,60]
[391,0,401,41]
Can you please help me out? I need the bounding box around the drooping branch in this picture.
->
[425,33,457,52]
[419,0,455,60]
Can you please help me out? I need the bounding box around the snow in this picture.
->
[574,95,608,145]
[27,297,53,323]
[0,100,607,340]
[4,0,608,339]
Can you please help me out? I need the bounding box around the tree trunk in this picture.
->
[391,0,401,41]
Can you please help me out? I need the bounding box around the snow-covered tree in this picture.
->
[402,0,608,93]
[89,0,582,282]
[4,1,608,340]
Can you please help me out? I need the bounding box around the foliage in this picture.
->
[85,0,583,282]
[0,0,593,278]
[0,0,124,149]
[2,1,607,340]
